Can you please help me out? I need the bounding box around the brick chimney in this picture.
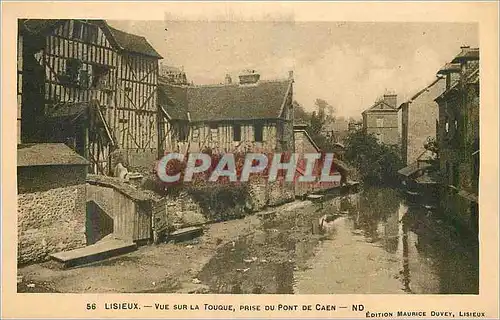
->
[383,94,397,109]
[239,70,260,85]
[224,74,232,85]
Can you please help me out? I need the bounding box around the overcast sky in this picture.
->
[108,20,478,119]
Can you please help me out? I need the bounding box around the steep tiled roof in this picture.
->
[106,25,162,59]
[17,143,89,167]
[158,80,292,122]
[437,63,461,75]
[20,19,162,59]
[435,65,479,101]
[397,77,445,110]
[21,19,60,33]
[451,47,479,63]
[158,82,189,120]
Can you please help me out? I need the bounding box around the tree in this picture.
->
[293,100,310,123]
[292,98,340,152]
[314,98,336,120]
[344,130,403,186]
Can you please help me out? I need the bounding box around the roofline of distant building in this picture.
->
[397,76,445,110]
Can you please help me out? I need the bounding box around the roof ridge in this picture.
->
[399,76,445,108]
[190,78,291,88]
[364,100,397,113]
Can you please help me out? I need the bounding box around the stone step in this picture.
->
[49,239,137,268]
[168,226,204,243]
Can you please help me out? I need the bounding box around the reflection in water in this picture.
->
[348,187,479,294]
[199,187,479,294]
[400,205,412,293]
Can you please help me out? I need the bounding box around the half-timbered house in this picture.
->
[18,19,162,174]
[157,70,295,155]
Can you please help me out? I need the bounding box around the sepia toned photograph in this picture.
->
[2,1,499,318]
[13,16,483,297]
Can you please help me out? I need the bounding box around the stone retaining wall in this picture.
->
[17,166,87,265]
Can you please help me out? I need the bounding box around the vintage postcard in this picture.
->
[1,1,499,319]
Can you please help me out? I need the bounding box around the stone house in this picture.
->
[157,70,295,155]
[17,143,89,265]
[435,46,479,234]
[18,19,163,174]
[362,94,400,146]
[400,77,447,165]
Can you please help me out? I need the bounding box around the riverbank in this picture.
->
[17,199,320,293]
[18,187,479,294]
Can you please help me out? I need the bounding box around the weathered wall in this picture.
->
[247,175,268,211]
[151,175,295,239]
[365,111,400,146]
[405,78,445,164]
[151,191,205,240]
[125,148,158,173]
[267,179,295,206]
[248,175,295,208]
[17,166,87,265]
[173,122,280,154]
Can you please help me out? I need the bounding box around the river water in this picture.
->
[198,187,479,294]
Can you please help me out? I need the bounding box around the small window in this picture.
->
[376,118,384,128]
[233,124,241,142]
[254,124,263,142]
